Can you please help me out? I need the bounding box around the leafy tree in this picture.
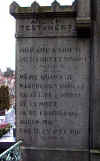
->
[0,86,10,110]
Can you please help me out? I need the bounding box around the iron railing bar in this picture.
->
[0,140,22,158]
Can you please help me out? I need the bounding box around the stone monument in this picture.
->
[10,0,100,160]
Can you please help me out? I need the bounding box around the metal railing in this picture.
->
[0,140,22,161]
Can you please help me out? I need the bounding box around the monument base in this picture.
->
[21,147,89,161]
[90,150,100,161]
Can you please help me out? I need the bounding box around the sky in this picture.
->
[0,0,74,72]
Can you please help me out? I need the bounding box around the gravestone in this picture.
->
[10,0,100,161]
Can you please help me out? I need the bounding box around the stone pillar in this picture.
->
[76,0,91,36]
[77,0,91,18]
[90,0,100,160]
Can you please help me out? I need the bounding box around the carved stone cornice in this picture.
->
[10,0,76,18]
[10,0,92,37]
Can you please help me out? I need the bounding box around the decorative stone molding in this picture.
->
[51,0,60,12]
[10,0,91,37]
[31,1,40,13]
[10,1,19,15]
[9,1,76,18]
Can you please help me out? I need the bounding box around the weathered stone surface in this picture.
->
[92,0,100,149]
[10,0,100,161]
[16,37,89,149]
[22,149,89,161]
[77,0,91,18]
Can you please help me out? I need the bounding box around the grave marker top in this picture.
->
[10,0,91,37]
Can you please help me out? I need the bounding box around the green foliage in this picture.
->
[0,124,11,138]
[0,86,10,110]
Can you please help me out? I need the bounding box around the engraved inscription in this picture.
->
[16,17,76,37]
[16,38,89,148]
